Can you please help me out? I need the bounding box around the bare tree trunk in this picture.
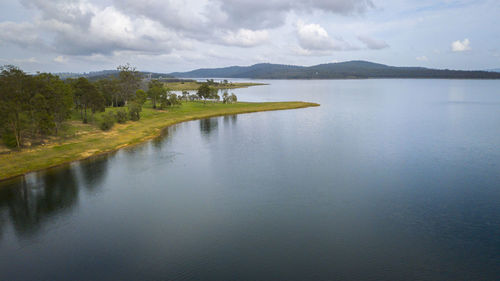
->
[11,118,20,148]
[84,105,88,123]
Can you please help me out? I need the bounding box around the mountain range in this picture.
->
[169,61,500,79]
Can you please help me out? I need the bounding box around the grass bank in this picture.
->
[0,101,318,181]
[164,81,266,91]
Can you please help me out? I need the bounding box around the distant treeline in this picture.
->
[170,61,500,79]
[55,70,175,81]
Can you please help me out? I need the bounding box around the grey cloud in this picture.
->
[0,21,47,48]
[6,1,182,56]
[21,0,94,29]
[2,0,374,58]
[216,0,374,29]
[112,0,375,41]
[357,35,389,50]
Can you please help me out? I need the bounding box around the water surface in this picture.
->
[1,79,499,280]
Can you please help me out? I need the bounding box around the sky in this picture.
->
[0,0,499,73]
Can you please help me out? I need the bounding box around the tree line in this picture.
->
[1,65,238,149]
[0,64,144,148]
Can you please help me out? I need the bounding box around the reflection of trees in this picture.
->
[0,166,79,238]
[223,115,237,126]
[152,125,178,149]
[200,118,218,137]
[79,155,110,191]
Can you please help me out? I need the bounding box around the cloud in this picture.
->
[357,35,389,50]
[451,38,471,52]
[2,0,375,63]
[221,29,269,47]
[112,0,375,35]
[296,21,355,52]
[7,1,187,56]
[416,55,428,61]
[0,21,45,47]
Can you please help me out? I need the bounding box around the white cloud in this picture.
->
[221,29,269,47]
[296,21,355,52]
[451,38,471,52]
[416,55,428,61]
[357,35,389,50]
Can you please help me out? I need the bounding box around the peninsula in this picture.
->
[0,65,317,181]
[0,101,318,181]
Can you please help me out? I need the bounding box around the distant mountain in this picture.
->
[170,61,500,79]
[487,68,500,73]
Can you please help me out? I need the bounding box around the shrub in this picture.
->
[128,102,142,121]
[99,111,115,131]
[115,109,128,124]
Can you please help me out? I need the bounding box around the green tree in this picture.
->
[197,83,211,103]
[95,78,120,107]
[99,111,116,131]
[0,65,32,147]
[222,91,229,104]
[210,87,220,102]
[128,102,142,121]
[147,80,164,109]
[34,73,73,135]
[71,77,104,123]
[158,88,172,109]
[29,93,53,135]
[135,89,147,105]
[230,93,237,103]
[181,90,189,101]
[117,63,141,105]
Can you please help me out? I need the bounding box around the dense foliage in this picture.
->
[1,65,239,149]
[0,64,147,147]
[0,66,73,147]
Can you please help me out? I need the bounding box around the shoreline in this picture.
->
[164,82,267,91]
[0,101,319,182]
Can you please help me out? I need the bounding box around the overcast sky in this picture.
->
[0,0,499,73]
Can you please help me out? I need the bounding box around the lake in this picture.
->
[1,79,499,280]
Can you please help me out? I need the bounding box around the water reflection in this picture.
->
[0,166,79,238]
[0,154,114,238]
[152,124,178,150]
[79,155,110,192]
[200,118,219,137]
[223,114,238,126]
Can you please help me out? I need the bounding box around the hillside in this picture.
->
[170,61,500,79]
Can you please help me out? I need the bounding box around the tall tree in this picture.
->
[34,73,73,135]
[197,83,211,103]
[95,78,120,107]
[0,65,32,147]
[71,77,104,123]
[134,89,147,105]
[117,63,141,105]
[147,80,165,109]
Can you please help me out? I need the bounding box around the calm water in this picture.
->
[1,79,500,280]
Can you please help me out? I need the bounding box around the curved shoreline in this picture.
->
[0,101,319,183]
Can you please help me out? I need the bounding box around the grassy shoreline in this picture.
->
[0,101,318,181]
[164,81,266,91]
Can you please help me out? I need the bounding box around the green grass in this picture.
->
[0,101,318,181]
[164,81,266,91]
